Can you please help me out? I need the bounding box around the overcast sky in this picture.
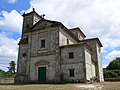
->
[0,0,120,70]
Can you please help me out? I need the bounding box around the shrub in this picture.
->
[104,70,120,78]
[104,78,120,81]
[90,76,98,82]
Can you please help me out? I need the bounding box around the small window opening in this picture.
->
[41,39,45,48]
[69,52,74,59]
[69,69,74,77]
[67,39,69,44]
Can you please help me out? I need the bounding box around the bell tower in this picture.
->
[22,8,42,37]
[15,8,42,83]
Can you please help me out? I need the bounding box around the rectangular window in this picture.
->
[41,39,45,48]
[69,69,74,77]
[69,52,74,59]
[67,39,69,44]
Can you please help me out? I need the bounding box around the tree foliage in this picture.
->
[104,70,120,78]
[7,61,16,74]
[107,58,120,70]
[0,69,14,78]
[0,61,16,78]
[104,57,120,80]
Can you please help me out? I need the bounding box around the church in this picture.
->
[15,8,104,83]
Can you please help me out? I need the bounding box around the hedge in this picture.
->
[104,78,120,81]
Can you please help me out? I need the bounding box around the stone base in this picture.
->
[15,74,30,83]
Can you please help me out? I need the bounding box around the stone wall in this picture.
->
[84,46,92,81]
[91,61,96,77]
[70,28,85,40]
[17,44,28,75]
[0,78,14,84]
[28,27,61,83]
[30,27,59,54]
[84,40,104,82]
[30,55,57,82]
[59,28,77,46]
[60,44,86,82]
[96,43,104,82]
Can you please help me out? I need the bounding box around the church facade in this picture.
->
[15,9,104,83]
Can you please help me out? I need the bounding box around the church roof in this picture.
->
[26,18,80,42]
[30,18,62,30]
[22,10,102,46]
[60,24,80,42]
[60,43,92,51]
[79,38,103,47]
[69,27,86,37]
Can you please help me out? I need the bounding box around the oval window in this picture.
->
[22,53,27,57]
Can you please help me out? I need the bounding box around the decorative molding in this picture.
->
[35,60,49,66]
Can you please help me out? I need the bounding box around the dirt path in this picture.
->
[77,84,104,90]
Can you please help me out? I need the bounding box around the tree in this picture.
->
[7,61,16,74]
[104,57,120,79]
[107,57,120,70]
[0,69,6,77]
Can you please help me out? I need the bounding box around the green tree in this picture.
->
[104,57,120,79]
[0,69,6,77]
[104,70,120,78]
[107,57,120,70]
[7,61,16,74]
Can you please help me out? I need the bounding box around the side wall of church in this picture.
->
[60,45,86,82]
[85,41,104,82]
[91,61,96,77]
[96,43,104,82]
[84,46,92,81]
[59,28,77,46]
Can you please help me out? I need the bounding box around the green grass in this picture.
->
[0,82,120,90]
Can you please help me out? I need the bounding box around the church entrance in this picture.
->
[38,67,46,82]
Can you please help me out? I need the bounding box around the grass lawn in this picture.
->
[0,82,120,90]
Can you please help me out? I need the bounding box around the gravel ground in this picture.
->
[77,84,104,90]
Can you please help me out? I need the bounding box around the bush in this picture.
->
[103,57,120,81]
[104,70,120,78]
[104,78,120,81]
[90,76,98,82]
[0,71,15,78]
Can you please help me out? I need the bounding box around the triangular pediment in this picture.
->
[32,19,60,30]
